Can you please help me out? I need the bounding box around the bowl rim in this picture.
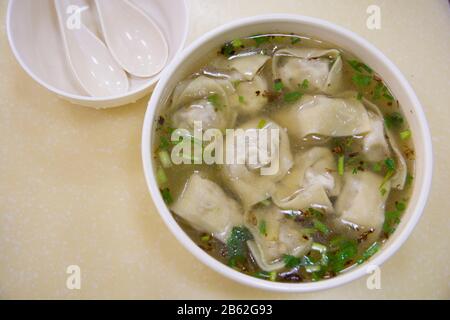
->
[6,0,190,104]
[141,14,433,292]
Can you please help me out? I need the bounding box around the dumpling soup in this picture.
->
[152,34,415,282]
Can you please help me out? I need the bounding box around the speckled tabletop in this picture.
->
[0,0,449,299]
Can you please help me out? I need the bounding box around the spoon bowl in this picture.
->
[54,0,129,97]
[94,0,169,78]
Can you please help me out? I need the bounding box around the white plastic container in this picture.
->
[141,14,433,292]
[7,0,189,108]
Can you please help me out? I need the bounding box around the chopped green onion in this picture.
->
[352,74,372,87]
[384,158,396,171]
[383,209,402,235]
[274,79,284,91]
[159,136,170,150]
[283,255,302,268]
[300,79,309,89]
[338,155,345,176]
[400,130,411,140]
[313,219,329,235]
[384,112,403,129]
[207,93,222,109]
[372,162,382,172]
[284,91,303,103]
[291,37,301,44]
[156,166,168,185]
[308,207,324,218]
[405,173,414,187]
[395,201,406,211]
[253,35,270,46]
[160,188,173,205]
[269,271,277,281]
[328,238,358,272]
[373,82,383,100]
[379,169,394,193]
[226,226,253,264]
[305,265,321,273]
[231,38,243,48]
[383,92,394,101]
[201,234,211,242]
[258,220,267,236]
[348,60,372,74]
[357,242,380,264]
[238,95,245,104]
[257,119,267,129]
[158,150,172,168]
[220,42,235,57]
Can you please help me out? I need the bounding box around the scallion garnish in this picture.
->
[357,242,380,264]
[257,119,267,129]
[313,219,330,235]
[158,150,172,168]
[258,220,267,236]
[352,74,372,87]
[156,166,168,185]
[384,112,403,129]
[284,91,302,103]
[160,188,173,204]
[400,130,411,140]
[274,79,284,91]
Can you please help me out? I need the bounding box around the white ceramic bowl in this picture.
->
[141,14,433,292]
[6,0,189,108]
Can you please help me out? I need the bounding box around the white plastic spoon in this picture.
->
[94,0,169,78]
[54,0,129,97]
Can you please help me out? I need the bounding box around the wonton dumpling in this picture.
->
[172,99,229,131]
[211,53,270,115]
[272,48,343,94]
[362,111,391,162]
[171,173,243,242]
[273,94,371,139]
[211,53,270,81]
[272,147,341,212]
[170,76,237,131]
[245,205,313,271]
[362,98,407,189]
[221,118,293,209]
[235,75,269,115]
[228,54,270,81]
[335,171,390,234]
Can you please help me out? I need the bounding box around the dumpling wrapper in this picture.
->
[272,147,341,212]
[273,94,371,139]
[228,54,271,81]
[362,110,391,162]
[171,173,243,242]
[170,75,237,131]
[221,118,293,209]
[362,98,407,189]
[211,53,270,81]
[245,205,312,271]
[335,171,390,234]
[235,75,269,115]
[272,48,343,94]
[211,53,271,115]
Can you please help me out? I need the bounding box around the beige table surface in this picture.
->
[1,0,449,299]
